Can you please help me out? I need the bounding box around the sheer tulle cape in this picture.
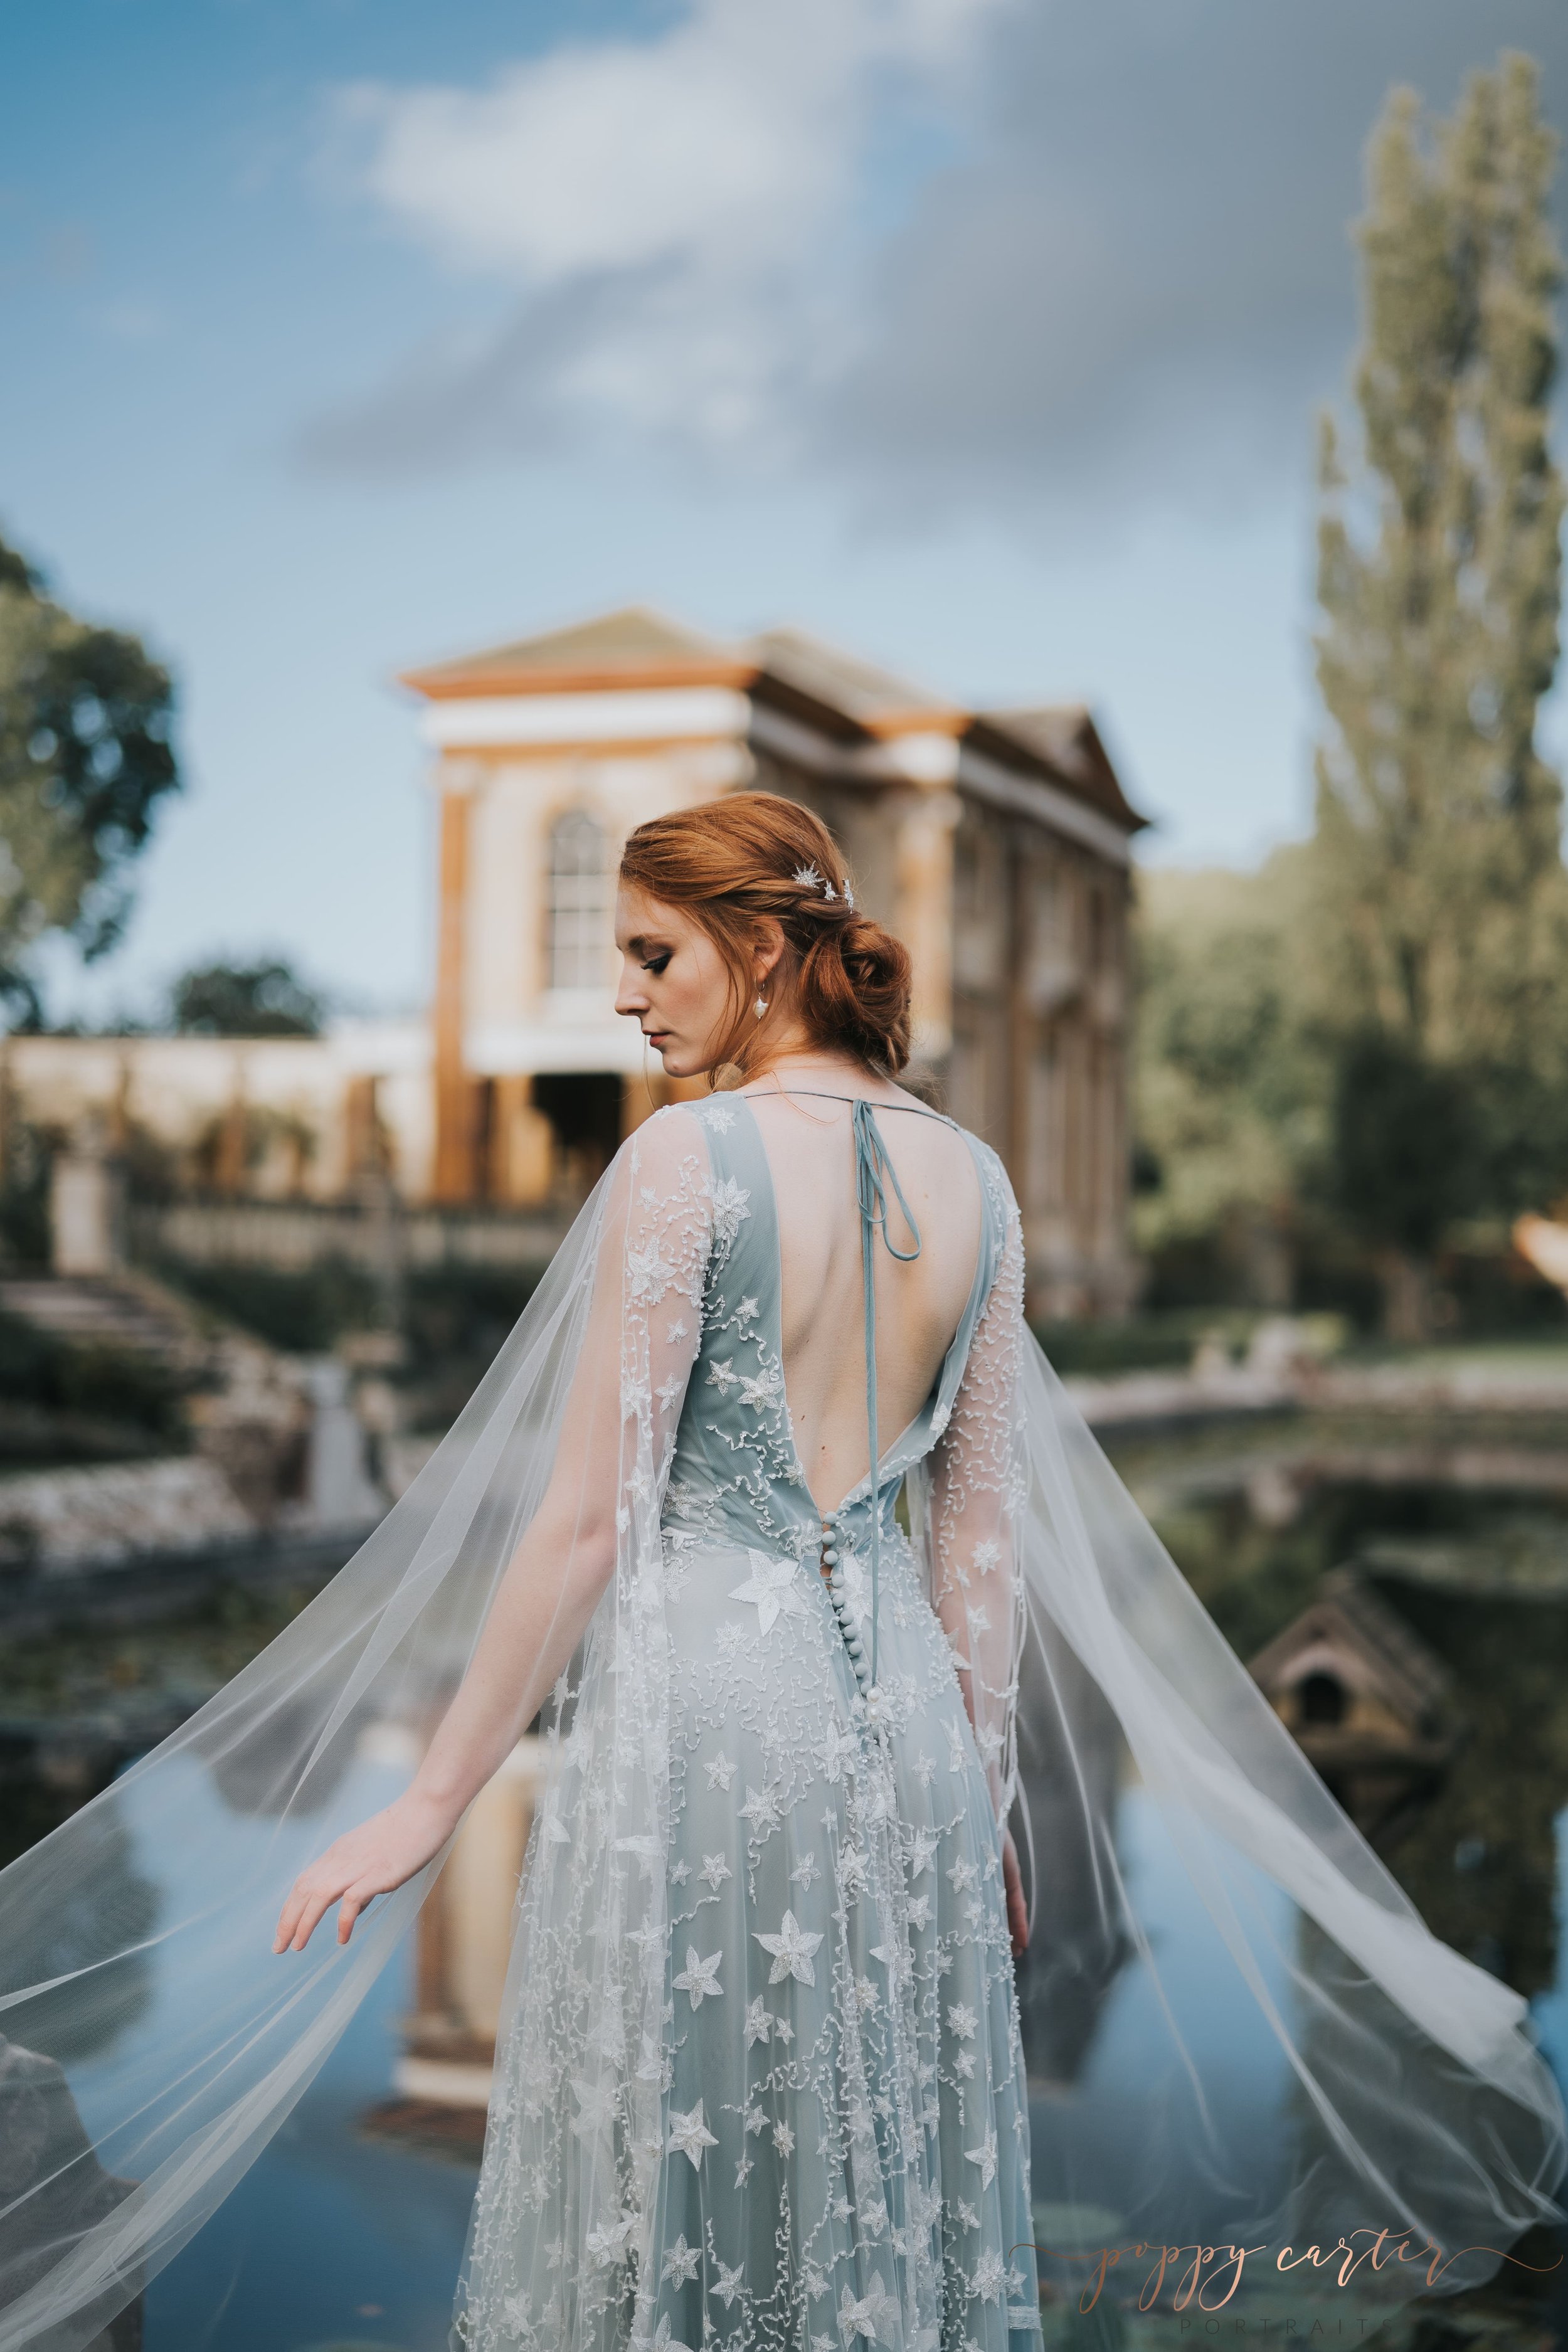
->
[0,1166,613,2352]
[1000,1345,1565,2290]
[0,1125,1561,2352]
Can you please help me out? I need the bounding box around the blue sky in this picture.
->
[4,0,1567,1021]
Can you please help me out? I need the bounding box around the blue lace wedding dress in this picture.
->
[454,1094,1039,2352]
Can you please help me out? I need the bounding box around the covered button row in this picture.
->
[822,1515,869,1682]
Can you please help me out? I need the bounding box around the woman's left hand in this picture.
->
[1002,1828,1028,1958]
[273,1789,454,1954]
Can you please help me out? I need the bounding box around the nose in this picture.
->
[615,963,649,1018]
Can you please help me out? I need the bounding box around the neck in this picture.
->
[743,1048,884,1093]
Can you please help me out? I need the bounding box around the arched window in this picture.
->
[547,808,611,992]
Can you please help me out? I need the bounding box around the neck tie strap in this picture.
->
[852,1098,922,1690]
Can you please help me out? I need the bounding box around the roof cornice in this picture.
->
[400,656,760,701]
[399,608,1148,837]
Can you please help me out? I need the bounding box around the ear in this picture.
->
[752,917,786,983]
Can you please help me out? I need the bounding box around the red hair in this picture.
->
[618,793,913,1078]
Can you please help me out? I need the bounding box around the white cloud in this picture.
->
[307,0,1568,507]
[342,0,993,279]
[315,0,1004,460]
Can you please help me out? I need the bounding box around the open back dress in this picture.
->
[455,1092,1039,2352]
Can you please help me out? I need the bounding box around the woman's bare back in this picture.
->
[740,1079,982,1515]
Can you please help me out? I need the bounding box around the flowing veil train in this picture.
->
[0,1110,1562,2352]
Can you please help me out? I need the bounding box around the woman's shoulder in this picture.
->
[930,1118,1019,1236]
[888,1095,1009,1182]
[605,1101,718,1191]
[619,1096,738,1137]
[945,1120,1008,1181]
[608,1096,762,1193]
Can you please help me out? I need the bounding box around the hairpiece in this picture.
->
[790,861,854,909]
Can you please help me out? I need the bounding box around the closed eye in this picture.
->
[642,953,672,975]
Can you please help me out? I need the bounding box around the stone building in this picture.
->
[405,607,1147,1318]
[0,607,1145,1319]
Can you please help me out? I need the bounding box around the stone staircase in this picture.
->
[0,1275,213,1379]
[0,1271,388,1594]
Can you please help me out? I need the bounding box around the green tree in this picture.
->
[1312,54,1568,1332]
[1327,1032,1482,1335]
[169,958,324,1037]
[0,531,179,1021]
[1131,857,1327,1303]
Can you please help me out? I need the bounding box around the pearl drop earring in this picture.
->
[754,993,768,1020]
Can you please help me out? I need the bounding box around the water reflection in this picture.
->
[1025,1787,1296,2237]
[1367,1574,1568,1996]
[1012,1417,1568,2346]
[145,1949,477,2352]
[205,1687,367,1820]
[1021,1783,1568,2344]
[1012,1621,1128,2087]
[1,1796,159,2062]
[70,1741,476,2352]
[0,2032,144,2352]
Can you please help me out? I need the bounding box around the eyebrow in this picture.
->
[623,933,673,956]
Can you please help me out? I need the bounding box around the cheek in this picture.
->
[670,951,722,1020]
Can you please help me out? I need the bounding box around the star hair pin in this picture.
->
[792,863,855,910]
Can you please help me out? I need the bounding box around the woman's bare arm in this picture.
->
[270,1478,618,1954]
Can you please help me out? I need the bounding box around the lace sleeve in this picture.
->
[921,1158,1027,1825]
[410,1108,713,1818]
[611,1106,714,1568]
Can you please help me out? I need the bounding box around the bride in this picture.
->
[0,793,1561,2352]
[281,792,1041,2350]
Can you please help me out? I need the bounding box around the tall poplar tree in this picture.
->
[1316,55,1564,1056]
[1313,55,1568,1329]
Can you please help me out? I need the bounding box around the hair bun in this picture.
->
[798,912,912,1074]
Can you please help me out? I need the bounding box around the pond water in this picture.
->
[8,1403,1568,2351]
[45,1750,479,2352]
[1064,1406,1568,2346]
[144,1951,475,2352]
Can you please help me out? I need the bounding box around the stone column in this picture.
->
[432,774,476,1203]
[397,1736,546,2107]
[213,1053,248,1197]
[302,1359,384,1528]
[50,1117,122,1277]
[893,790,961,1069]
[492,1074,553,1205]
